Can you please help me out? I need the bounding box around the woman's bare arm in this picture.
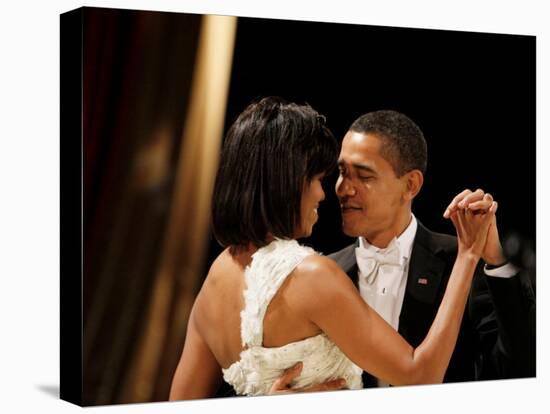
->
[293,206,495,385]
[169,305,222,400]
[295,253,476,385]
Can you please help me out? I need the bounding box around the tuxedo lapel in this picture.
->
[398,222,448,347]
[329,240,360,288]
[405,223,446,304]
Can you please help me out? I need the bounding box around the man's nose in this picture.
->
[336,176,356,197]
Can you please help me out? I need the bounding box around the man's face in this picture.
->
[335,131,410,246]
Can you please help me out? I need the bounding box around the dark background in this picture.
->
[208,16,535,261]
[74,8,535,405]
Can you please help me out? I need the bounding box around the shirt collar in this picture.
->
[358,214,417,263]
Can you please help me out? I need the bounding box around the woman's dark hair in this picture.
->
[212,96,337,251]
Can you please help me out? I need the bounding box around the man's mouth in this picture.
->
[341,205,362,212]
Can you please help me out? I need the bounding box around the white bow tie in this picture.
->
[355,239,402,285]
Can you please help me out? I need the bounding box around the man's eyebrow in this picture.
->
[353,163,376,174]
[337,160,376,174]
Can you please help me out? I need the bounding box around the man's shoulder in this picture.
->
[328,241,357,271]
[414,221,457,255]
[326,222,459,265]
[328,242,356,259]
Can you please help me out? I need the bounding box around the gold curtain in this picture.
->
[118,15,237,403]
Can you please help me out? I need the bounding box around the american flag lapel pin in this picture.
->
[417,277,428,285]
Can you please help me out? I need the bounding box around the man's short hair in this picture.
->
[212,96,338,250]
[350,110,427,176]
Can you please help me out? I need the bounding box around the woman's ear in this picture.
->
[403,169,424,201]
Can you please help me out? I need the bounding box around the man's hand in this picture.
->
[268,362,347,395]
[443,188,506,266]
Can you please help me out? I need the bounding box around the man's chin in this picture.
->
[341,223,362,238]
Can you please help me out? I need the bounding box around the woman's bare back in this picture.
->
[192,247,321,369]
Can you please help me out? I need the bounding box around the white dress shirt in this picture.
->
[356,216,417,332]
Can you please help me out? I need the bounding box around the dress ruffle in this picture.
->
[222,239,362,396]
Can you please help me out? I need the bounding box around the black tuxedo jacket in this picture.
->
[329,221,535,386]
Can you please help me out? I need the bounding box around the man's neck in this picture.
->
[363,213,413,249]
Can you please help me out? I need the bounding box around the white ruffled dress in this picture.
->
[222,239,363,396]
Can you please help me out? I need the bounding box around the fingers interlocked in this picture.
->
[443,188,494,218]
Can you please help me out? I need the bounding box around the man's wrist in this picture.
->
[484,261,519,278]
[485,260,508,270]
[483,250,507,267]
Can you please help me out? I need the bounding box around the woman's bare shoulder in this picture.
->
[283,253,361,325]
[294,254,348,282]
[194,248,242,310]
[192,248,244,327]
[207,248,233,273]
[202,248,241,285]
[289,254,356,301]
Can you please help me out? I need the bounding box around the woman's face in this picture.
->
[297,173,326,238]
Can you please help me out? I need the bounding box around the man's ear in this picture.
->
[403,169,423,201]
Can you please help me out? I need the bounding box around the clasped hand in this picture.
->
[443,188,505,265]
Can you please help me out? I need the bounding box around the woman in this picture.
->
[169,97,496,398]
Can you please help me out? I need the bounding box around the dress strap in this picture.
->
[240,239,316,347]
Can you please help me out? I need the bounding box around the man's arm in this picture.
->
[445,189,536,379]
[269,362,347,394]
[469,266,535,379]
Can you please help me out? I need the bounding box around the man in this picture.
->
[272,110,535,391]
